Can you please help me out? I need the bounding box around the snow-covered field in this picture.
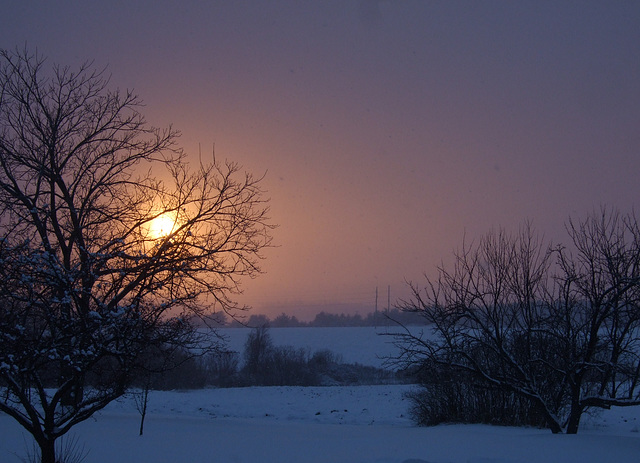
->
[219,326,404,368]
[2,385,640,463]
[2,327,640,462]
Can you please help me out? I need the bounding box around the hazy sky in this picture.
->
[3,1,640,319]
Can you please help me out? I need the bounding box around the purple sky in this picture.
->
[3,1,640,319]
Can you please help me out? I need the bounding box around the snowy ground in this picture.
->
[2,384,640,463]
[2,327,640,462]
[218,326,404,368]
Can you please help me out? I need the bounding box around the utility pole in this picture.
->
[386,285,391,329]
[374,286,378,329]
[387,285,390,314]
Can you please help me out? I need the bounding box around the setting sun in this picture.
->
[147,212,178,239]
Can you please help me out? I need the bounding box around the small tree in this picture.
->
[0,48,272,462]
[393,212,640,434]
[241,324,273,383]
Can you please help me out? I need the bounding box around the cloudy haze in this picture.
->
[3,1,640,319]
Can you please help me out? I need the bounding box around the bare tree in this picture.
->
[242,324,273,383]
[0,48,272,463]
[393,213,640,434]
[551,210,640,432]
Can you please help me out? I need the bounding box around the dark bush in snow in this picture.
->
[126,326,405,389]
[237,326,402,387]
[406,364,547,428]
[200,351,241,388]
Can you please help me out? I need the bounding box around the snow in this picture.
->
[2,385,640,462]
[1,327,640,462]
[219,326,401,368]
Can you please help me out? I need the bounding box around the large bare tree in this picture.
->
[0,48,272,462]
[393,212,640,434]
[552,210,640,432]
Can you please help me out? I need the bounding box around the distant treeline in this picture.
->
[143,324,410,390]
[215,308,427,328]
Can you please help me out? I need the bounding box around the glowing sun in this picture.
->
[147,212,178,239]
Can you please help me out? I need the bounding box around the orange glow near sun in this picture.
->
[147,212,178,239]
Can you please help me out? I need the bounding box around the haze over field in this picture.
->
[2,1,639,318]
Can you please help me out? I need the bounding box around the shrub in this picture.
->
[406,365,547,428]
[152,350,208,390]
[237,326,399,387]
[262,345,317,386]
[201,351,240,387]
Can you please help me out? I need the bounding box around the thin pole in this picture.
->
[387,285,390,313]
[375,286,378,329]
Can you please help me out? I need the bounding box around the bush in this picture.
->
[151,350,208,390]
[261,345,318,386]
[406,365,547,428]
[238,326,315,386]
[237,326,399,387]
[310,354,399,386]
[127,325,403,389]
[200,351,240,387]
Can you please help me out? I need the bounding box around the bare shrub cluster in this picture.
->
[137,325,400,389]
[405,363,547,428]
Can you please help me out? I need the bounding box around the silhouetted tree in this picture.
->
[247,313,271,328]
[0,48,272,463]
[393,212,640,433]
[271,312,303,327]
[241,325,273,383]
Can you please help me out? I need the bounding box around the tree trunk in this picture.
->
[546,417,564,434]
[39,438,56,463]
[533,398,564,434]
[566,404,582,434]
[139,382,150,436]
[563,390,583,434]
